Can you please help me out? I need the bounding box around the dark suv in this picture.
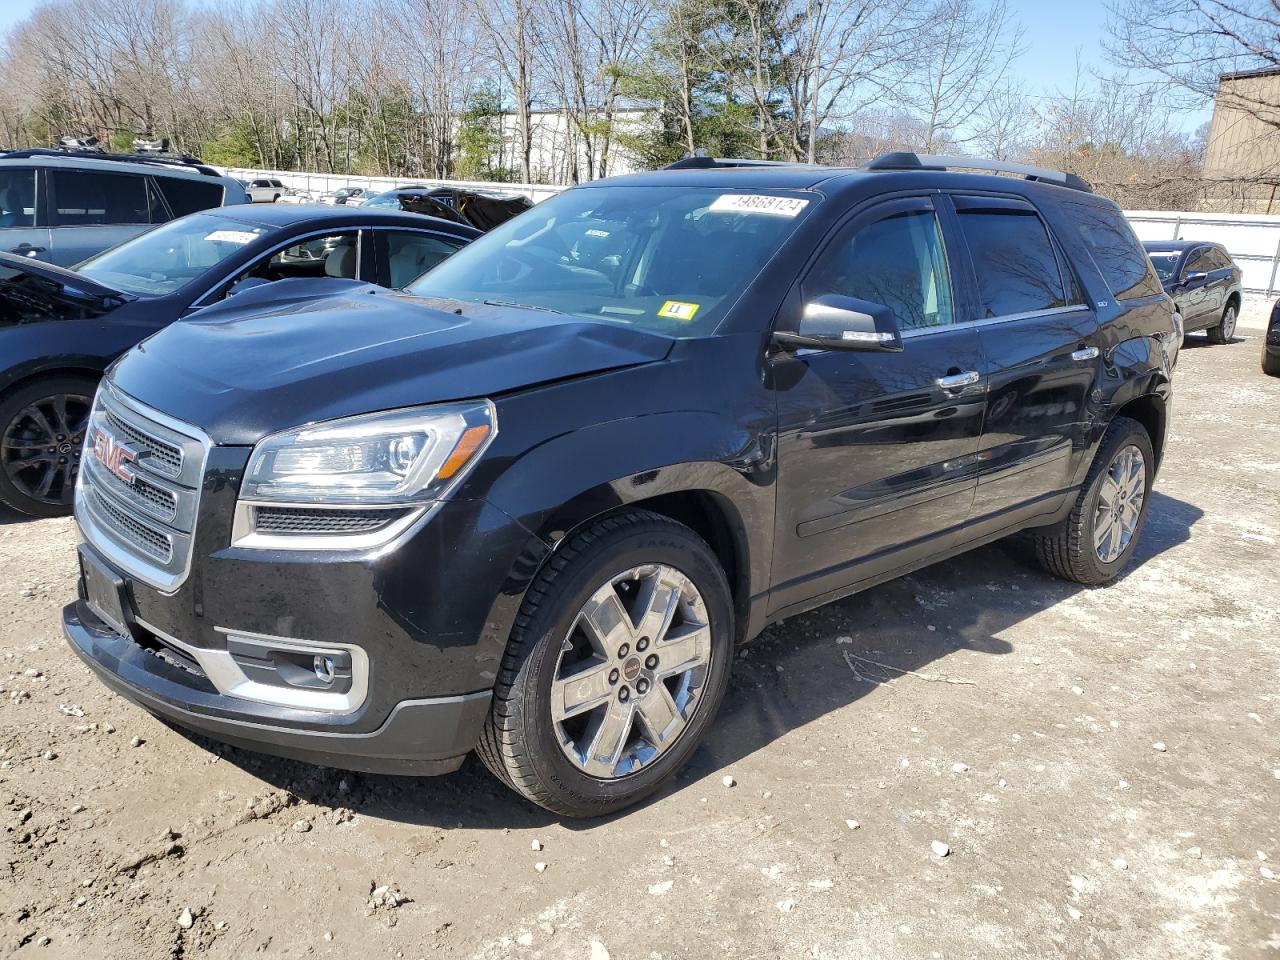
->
[62,154,1180,817]
[1142,240,1242,343]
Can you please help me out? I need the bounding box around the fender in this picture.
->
[470,407,778,663]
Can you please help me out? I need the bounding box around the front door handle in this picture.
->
[10,244,46,256]
[1071,346,1100,361]
[936,370,980,390]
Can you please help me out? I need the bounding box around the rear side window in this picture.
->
[956,209,1072,318]
[50,171,151,226]
[156,177,224,217]
[0,168,37,227]
[1061,198,1162,301]
[385,231,467,287]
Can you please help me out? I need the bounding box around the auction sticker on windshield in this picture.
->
[204,230,262,245]
[708,194,809,217]
[658,300,700,321]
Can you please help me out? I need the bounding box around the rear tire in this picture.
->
[477,510,733,818]
[1263,349,1280,376]
[1033,416,1155,586]
[0,375,97,518]
[1207,301,1237,344]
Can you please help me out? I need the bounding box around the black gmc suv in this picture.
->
[63,154,1180,817]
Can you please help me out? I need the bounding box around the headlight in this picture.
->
[240,401,495,505]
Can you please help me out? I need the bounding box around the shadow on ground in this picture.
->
[166,489,1203,830]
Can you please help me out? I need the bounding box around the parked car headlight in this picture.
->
[240,401,495,505]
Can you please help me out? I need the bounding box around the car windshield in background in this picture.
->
[76,214,268,296]
[407,185,814,335]
[1147,251,1181,280]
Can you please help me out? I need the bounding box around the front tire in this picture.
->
[0,376,96,518]
[1207,301,1237,344]
[1034,416,1155,586]
[477,510,733,818]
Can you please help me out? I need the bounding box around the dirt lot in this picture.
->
[2,325,1278,960]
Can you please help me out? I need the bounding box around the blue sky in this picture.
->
[0,0,1211,131]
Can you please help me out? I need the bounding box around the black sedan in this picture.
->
[0,205,479,517]
[1143,240,1243,344]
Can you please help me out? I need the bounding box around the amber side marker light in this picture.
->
[438,424,491,480]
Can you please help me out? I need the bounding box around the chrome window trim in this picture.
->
[900,304,1092,340]
[75,383,211,594]
[189,226,368,308]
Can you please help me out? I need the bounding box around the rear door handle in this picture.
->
[1071,346,1100,361]
[936,370,980,390]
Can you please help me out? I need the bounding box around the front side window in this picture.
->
[804,209,954,331]
[957,209,1072,318]
[409,185,814,336]
[1203,247,1232,271]
[0,169,36,228]
[1184,248,1213,276]
[385,231,466,288]
[50,171,151,227]
[76,212,269,295]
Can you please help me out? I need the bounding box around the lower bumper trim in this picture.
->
[63,602,491,776]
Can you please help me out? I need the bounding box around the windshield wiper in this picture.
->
[483,299,566,316]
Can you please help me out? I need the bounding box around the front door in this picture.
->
[0,166,52,260]
[768,196,986,616]
[945,194,1100,526]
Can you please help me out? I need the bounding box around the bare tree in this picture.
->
[896,0,1025,152]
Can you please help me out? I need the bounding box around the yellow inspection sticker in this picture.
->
[658,300,700,322]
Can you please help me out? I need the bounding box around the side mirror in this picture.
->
[1182,271,1208,286]
[774,295,903,352]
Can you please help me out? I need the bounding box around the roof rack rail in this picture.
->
[663,155,806,171]
[862,152,1092,193]
[0,147,223,179]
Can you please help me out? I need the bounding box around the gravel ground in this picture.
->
[2,330,1278,960]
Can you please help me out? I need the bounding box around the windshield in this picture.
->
[77,213,268,295]
[407,185,813,335]
[1145,250,1181,281]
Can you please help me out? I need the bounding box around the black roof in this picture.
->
[203,204,482,237]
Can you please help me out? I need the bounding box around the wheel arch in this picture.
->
[0,362,104,405]
[1111,392,1167,468]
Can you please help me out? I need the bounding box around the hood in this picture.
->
[108,281,674,444]
[0,252,131,326]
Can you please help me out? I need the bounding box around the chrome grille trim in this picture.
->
[104,408,184,478]
[75,384,211,593]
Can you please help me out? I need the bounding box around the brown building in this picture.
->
[1204,67,1280,212]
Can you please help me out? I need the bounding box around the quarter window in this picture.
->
[50,171,152,226]
[956,209,1071,318]
[1061,198,1163,301]
[0,169,37,228]
[805,209,955,331]
[156,177,225,217]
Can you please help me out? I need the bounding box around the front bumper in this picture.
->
[63,598,490,775]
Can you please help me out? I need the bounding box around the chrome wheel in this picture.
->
[1,393,90,507]
[551,563,712,779]
[1222,305,1237,340]
[1093,444,1146,564]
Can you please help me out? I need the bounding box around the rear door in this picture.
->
[945,193,1100,527]
[375,228,470,288]
[46,169,160,265]
[769,195,987,614]
[0,166,52,260]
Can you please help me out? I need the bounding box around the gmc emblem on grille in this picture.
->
[91,427,137,485]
